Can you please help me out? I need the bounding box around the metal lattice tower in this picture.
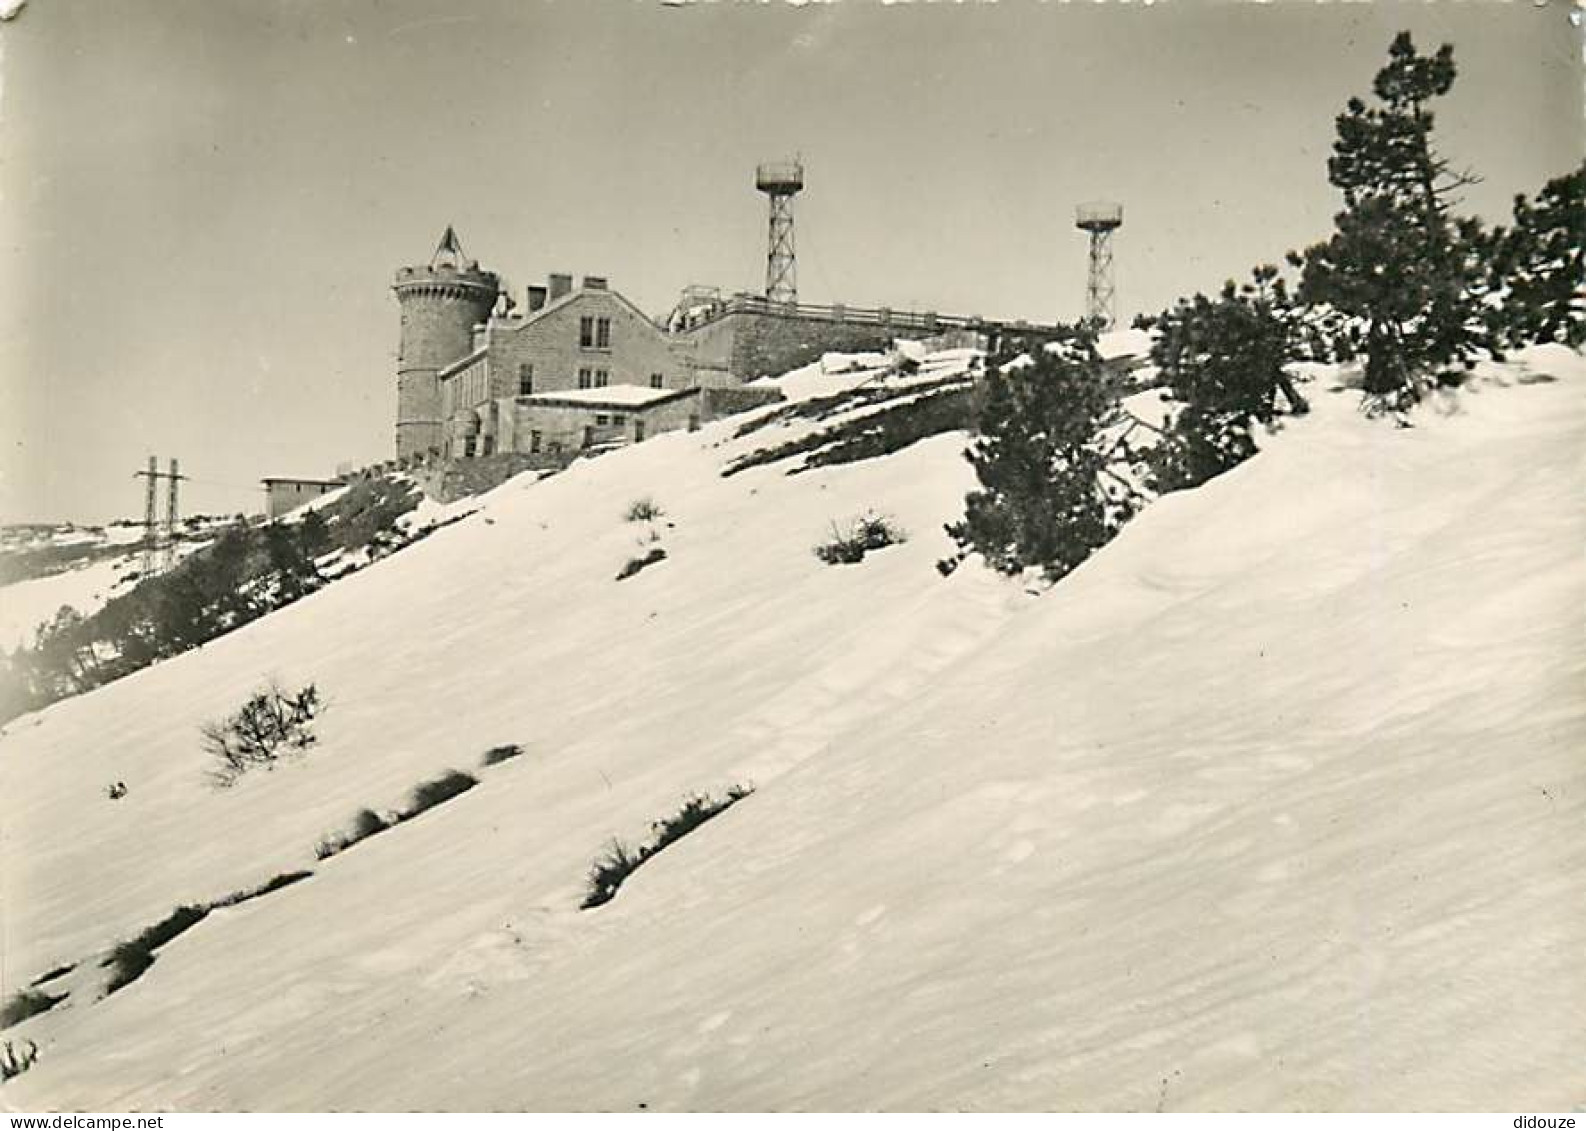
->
[756,160,804,304]
[161,458,183,572]
[139,455,158,576]
[1075,201,1123,330]
[134,456,187,576]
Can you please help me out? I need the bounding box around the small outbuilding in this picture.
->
[261,476,345,519]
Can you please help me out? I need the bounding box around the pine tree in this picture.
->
[946,334,1134,581]
[1147,266,1310,493]
[1488,161,1586,349]
[263,523,323,604]
[1297,32,1488,405]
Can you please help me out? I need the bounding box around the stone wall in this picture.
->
[412,452,566,504]
[677,309,928,382]
[699,385,785,421]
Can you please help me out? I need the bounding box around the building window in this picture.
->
[530,430,542,454]
[595,369,609,388]
[580,315,612,350]
[595,414,610,426]
[611,414,626,425]
[650,373,663,389]
[518,363,533,395]
[578,368,593,389]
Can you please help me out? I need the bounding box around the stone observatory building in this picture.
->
[390,221,1050,464]
[392,227,778,463]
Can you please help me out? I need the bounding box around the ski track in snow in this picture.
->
[1,345,1582,1111]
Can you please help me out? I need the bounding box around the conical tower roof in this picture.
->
[394,225,498,291]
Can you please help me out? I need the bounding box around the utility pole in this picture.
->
[136,456,159,576]
[133,456,188,577]
[162,458,184,572]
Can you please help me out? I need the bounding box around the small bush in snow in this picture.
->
[481,743,525,767]
[624,497,664,523]
[400,770,478,819]
[212,870,314,907]
[649,786,754,854]
[581,839,646,910]
[1,1039,38,1082]
[616,547,667,580]
[814,513,907,566]
[0,990,64,1030]
[315,808,392,860]
[102,904,210,995]
[202,681,322,787]
[580,785,753,910]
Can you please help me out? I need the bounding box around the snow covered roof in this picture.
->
[1095,327,1154,361]
[523,384,687,409]
[260,476,344,487]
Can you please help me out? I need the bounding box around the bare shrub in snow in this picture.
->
[624,497,664,522]
[814,513,907,565]
[0,1039,38,1083]
[202,681,321,786]
[581,839,645,910]
[581,786,753,909]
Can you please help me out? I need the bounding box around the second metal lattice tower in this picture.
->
[756,160,804,304]
[1075,201,1123,331]
[133,456,187,576]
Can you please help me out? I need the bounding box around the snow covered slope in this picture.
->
[1,347,1581,1111]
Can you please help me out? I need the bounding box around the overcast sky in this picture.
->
[1,0,1580,523]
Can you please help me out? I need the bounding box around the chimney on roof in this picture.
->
[548,273,573,301]
[526,284,548,312]
[582,275,608,291]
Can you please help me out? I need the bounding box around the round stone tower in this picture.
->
[392,226,499,459]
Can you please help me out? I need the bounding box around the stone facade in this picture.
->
[452,285,695,401]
